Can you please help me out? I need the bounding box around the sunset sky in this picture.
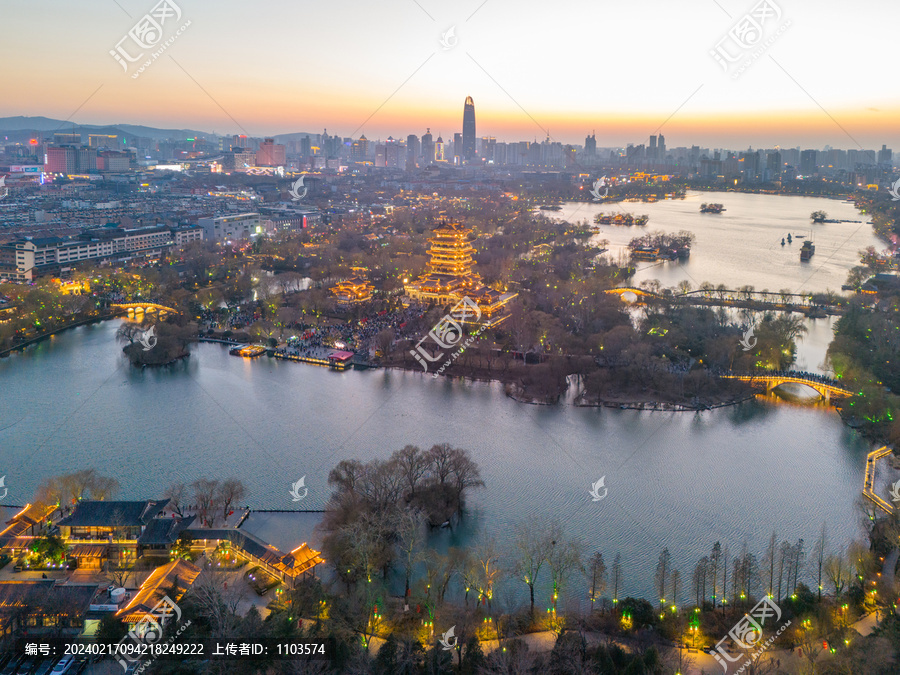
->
[2,0,897,149]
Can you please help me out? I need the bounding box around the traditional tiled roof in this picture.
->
[137,515,196,545]
[57,500,170,528]
[0,580,97,616]
[186,528,323,578]
[116,559,200,624]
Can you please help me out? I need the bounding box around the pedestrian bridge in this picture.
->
[112,302,179,318]
[720,372,854,400]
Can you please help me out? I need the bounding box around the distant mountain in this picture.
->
[0,117,320,143]
[0,117,213,141]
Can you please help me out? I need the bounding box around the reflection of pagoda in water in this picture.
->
[405,221,516,324]
[331,267,374,306]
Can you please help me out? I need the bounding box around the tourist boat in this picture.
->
[593,213,649,226]
[631,246,659,261]
[699,203,725,213]
[800,240,815,261]
[539,205,562,211]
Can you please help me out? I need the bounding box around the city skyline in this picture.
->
[2,0,898,148]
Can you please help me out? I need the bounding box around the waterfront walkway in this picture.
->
[607,286,847,314]
[864,445,894,513]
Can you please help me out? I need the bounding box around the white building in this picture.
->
[198,213,261,243]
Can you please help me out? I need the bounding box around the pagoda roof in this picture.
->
[432,222,472,235]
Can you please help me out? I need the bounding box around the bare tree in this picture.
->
[814,525,827,601]
[163,482,188,518]
[514,515,559,618]
[216,478,247,522]
[656,547,671,609]
[393,507,425,607]
[611,554,623,608]
[548,534,583,615]
[587,552,607,610]
[191,478,220,527]
[391,445,429,499]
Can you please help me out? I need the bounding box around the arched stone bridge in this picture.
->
[720,372,853,401]
[112,302,179,318]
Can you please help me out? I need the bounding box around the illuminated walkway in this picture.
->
[864,446,894,514]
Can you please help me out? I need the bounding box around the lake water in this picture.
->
[0,320,874,605]
[0,191,884,605]
[549,191,882,293]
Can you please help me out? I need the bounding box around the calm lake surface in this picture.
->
[0,321,872,604]
[552,190,882,292]
[0,191,883,604]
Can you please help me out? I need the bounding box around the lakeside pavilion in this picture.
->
[331,267,375,307]
[404,221,516,325]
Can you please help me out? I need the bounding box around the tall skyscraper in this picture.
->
[422,128,434,164]
[584,132,596,157]
[658,135,666,160]
[462,96,476,162]
[406,134,419,170]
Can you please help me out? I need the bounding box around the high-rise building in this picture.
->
[231,134,249,150]
[75,147,98,172]
[88,134,118,148]
[421,129,434,165]
[256,138,286,166]
[435,135,445,162]
[462,96,476,161]
[584,132,596,157]
[800,149,817,175]
[406,135,419,169]
[649,135,657,160]
[351,135,369,162]
[453,133,463,164]
[878,144,893,165]
[45,146,76,173]
[54,133,81,145]
[658,135,666,160]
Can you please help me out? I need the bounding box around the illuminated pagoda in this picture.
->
[331,267,374,307]
[405,221,516,324]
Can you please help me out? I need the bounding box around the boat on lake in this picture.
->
[800,240,815,261]
[700,203,725,213]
